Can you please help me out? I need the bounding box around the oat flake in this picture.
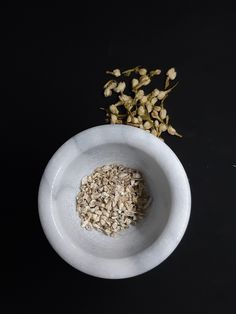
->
[76,164,151,236]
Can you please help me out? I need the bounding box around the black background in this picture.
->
[5,3,236,314]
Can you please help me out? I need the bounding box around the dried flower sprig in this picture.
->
[102,66,182,141]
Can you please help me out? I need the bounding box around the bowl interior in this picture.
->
[52,142,172,259]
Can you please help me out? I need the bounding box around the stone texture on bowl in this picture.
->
[38,124,191,279]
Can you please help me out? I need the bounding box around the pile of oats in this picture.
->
[76,164,151,236]
[102,66,182,141]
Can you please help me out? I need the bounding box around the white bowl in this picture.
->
[38,125,191,279]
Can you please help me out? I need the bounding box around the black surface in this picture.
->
[5,4,236,314]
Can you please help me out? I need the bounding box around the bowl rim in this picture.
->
[38,124,191,279]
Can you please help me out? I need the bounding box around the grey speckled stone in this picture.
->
[38,124,191,279]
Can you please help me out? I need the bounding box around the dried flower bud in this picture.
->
[124,101,133,111]
[138,116,142,122]
[111,114,118,124]
[127,115,132,123]
[160,108,167,120]
[151,110,159,119]
[135,90,144,100]
[119,94,131,102]
[106,69,121,77]
[143,78,151,86]
[109,104,119,114]
[132,117,139,124]
[166,67,177,80]
[114,81,126,93]
[154,120,159,128]
[157,91,166,100]
[167,125,182,137]
[151,128,158,136]
[104,88,112,97]
[146,102,153,113]
[139,124,144,129]
[140,96,148,105]
[150,69,161,77]
[154,105,161,111]
[110,82,118,90]
[132,78,139,88]
[139,68,147,76]
[139,75,151,86]
[138,106,145,116]
[152,89,160,97]
[143,121,152,130]
[104,80,117,89]
[140,75,149,83]
[159,123,167,132]
[114,69,121,77]
[167,125,175,135]
[149,97,157,105]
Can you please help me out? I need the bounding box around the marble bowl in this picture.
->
[38,125,191,279]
